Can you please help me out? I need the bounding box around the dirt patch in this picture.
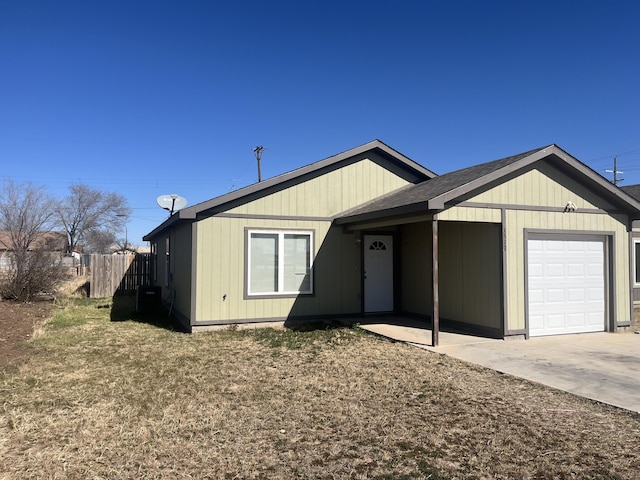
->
[0,299,54,369]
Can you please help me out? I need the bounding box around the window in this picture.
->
[165,237,170,287]
[151,242,158,282]
[635,240,640,286]
[247,229,313,296]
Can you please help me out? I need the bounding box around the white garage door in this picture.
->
[527,236,605,337]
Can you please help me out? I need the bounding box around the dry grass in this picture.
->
[1,297,639,479]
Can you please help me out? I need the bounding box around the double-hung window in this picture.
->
[634,239,640,286]
[247,229,313,296]
[165,237,170,287]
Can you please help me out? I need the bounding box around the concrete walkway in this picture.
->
[361,320,640,413]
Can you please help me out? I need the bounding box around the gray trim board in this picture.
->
[500,208,508,337]
[243,226,317,300]
[144,140,435,240]
[458,201,611,214]
[336,144,640,227]
[216,212,333,222]
[190,222,198,327]
[523,230,615,336]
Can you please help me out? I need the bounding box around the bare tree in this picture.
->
[0,180,68,301]
[57,183,131,254]
[84,229,117,254]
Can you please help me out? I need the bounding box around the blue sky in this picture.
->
[1,0,639,245]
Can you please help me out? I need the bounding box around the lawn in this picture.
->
[1,297,639,479]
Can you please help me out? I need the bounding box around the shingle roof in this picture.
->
[335,144,640,225]
[621,184,640,202]
[144,139,435,240]
[336,147,545,220]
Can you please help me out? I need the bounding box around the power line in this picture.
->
[605,157,624,185]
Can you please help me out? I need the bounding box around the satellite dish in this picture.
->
[157,194,188,216]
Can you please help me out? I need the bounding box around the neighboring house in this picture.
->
[144,140,640,342]
[620,184,640,307]
[0,231,67,269]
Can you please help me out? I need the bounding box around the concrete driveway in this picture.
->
[360,320,640,413]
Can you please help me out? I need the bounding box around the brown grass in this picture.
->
[0,297,639,479]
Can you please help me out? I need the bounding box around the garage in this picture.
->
[527,235,606,337]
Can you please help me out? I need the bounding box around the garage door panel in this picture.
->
[529,288,544,304]
[568,313,586,327]
[528,236,605,337]
[567,288,585,302]
[567,264,585,276]
[587,287,604,301]
[547,263,565,277]
[546,288,565,303]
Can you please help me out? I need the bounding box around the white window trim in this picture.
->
[247,229,314,296]
[164,237,170,288]
[634,239,640,286]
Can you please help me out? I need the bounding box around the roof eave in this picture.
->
[334,202,430,226]
[427,145,640,215]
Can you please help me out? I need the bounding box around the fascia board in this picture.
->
[178,140,435,220]
[427,146,557,210]
[426,145,640,214]
[334,202,429,225]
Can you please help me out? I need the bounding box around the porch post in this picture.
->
[432,216,439,347]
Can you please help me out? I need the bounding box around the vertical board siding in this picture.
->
[450,161,630,333]
[191,157,412,324]
[225,158,411,217]
[469,163,615,210]
[438,222,502,328]
[399,222,432,315]
[171,223,193,320]
[505,210,630,331]
[195,217,361,323]
[437,206,501,223]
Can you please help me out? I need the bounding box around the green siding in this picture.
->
[439,222,502,329]
[154,223,193,326]
[226,158,411,217]
[191,157,414,324]
[195,218,361,322]
[399,222,432,315]
[468,162,615,210]
[504,210,630,331]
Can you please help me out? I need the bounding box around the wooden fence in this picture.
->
[90,253,152,298]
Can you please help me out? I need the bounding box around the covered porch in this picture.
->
[336,212,505,346]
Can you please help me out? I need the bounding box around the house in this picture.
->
[620,184,640,312]
[143,140,640,343]
[0,231,68,270]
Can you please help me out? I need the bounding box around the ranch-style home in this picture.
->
[143,140,640,343]
[620,184,640,312]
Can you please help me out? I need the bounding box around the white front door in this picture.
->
[364,235,394,313]
[527,235,606,336]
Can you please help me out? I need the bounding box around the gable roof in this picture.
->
[0,231,67,252]
[621,184,640,202]
[144,140,435,240]
[335,144,640,225]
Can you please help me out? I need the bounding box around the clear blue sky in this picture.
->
[1,0,638,245]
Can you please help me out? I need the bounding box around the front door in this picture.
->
[364,234,394,312]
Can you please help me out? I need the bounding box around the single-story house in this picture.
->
[144,140,640,343]
[620,184,640,309]
[0,231,68,270]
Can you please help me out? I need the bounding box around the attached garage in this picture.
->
[144,141,640,342]
[335,143,640,343]
[527,235,606,336]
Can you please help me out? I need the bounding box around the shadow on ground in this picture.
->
[110,294,186,332]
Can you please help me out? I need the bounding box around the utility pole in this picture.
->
[606,157,624,185]
[253,146,265,182]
